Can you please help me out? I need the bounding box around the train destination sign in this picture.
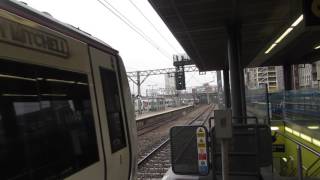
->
[0,16,69,58]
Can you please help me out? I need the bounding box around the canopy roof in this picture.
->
[149,0,320,71]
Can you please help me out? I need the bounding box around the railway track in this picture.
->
[136,105,208,162]
[137,105,211,159]
[137,116,178,136]
[137,104,215,179]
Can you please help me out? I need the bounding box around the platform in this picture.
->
[136,105,192,121]
[162,167,320,180]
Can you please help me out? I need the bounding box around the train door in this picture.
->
[89,47,132,180]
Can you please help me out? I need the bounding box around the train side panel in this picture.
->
[0,8,106,180]
[116,56,137,180]
[0,9,90,73]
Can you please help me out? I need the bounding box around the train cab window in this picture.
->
[0,60,99,180]
[99,67,126,153]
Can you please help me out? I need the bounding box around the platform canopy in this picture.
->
[149,0,320,71]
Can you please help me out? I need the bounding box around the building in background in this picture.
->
[297,64,313,88]
[164,73,176,95]
[315,61,320,88]
[189,83,217,104]
[244,66,284,92]
[245,68,258,89]
[244,61,320,91]
[291,61,320,89]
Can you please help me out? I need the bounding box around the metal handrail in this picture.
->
[310,164,320,176]
[306,158,320,176]
[276,131,320,157]
[275,131,320,180]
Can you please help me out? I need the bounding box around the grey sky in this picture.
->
[21,0,217,95]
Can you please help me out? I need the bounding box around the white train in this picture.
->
[0,1,136,180]
[133,98,150,113]
[134,97,166,113]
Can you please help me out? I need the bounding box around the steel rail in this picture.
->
[137,104,214,167]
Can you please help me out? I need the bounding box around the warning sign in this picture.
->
[197,128,205,136]
[199,166,208,174]
[199,148,206,154]
[196,127,208,175]
[198,153,207,160]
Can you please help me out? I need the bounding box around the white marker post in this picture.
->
[214,109,232,180]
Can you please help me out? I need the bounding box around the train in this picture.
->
[0,1,136,180]
[133,97,175,113]
[133,97,199,113]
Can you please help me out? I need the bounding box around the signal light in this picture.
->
[175,71,186,90]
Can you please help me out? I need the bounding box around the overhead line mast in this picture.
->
[127,64,200,114]
[126,65,199,77]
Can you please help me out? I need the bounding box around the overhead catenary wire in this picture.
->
[128,0,180,53]
[96,0,172,61]
[97,0,171,59]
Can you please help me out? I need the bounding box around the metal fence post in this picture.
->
[297,145,303,180]
[221,140,230,180]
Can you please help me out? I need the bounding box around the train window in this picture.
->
[0,59,99,180]
[99,67,127,153]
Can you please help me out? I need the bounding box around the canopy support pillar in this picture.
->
[227,24,246,123]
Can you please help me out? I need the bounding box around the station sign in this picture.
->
[303,0,320,27]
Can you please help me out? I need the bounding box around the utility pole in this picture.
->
[217,70,223,108]
[223,69,231,108]
[136,71,141,114]
[207,89,210,104]
[127,71,150,114]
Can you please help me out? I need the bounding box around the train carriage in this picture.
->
[0,1,137,180]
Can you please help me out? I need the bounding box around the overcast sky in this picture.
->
[20,0,217,95]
